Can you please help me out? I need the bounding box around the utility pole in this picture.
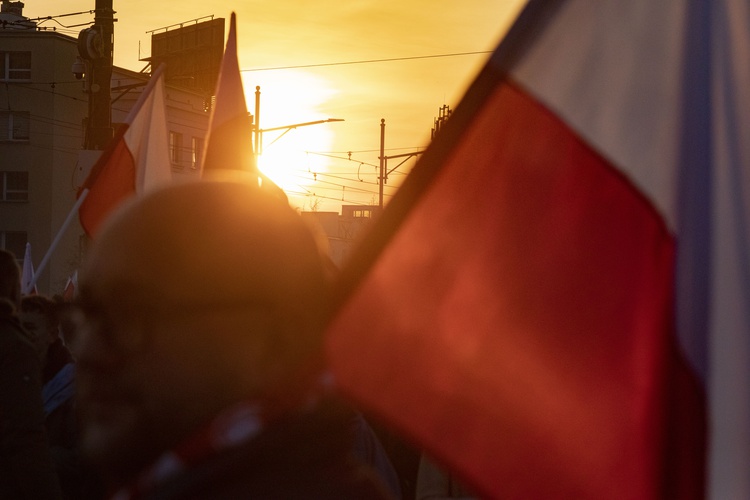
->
[378,118,423,211]
[254,86,261,164]
[377,106,449,210]
[379,118,385,210]
[78,0,115,150]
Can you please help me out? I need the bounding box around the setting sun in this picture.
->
[27,0,525,214]
[243,70,340,211]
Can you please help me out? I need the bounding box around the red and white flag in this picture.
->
[201,13,285,200]
[62,270,78,302]
[78,65,172,237]
[201,12,253,174]
[21,242,37,295]
[326,1,749,498]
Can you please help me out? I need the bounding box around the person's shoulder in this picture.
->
[0,297,18,327]
[149,453,394,500]
[0,310,40,367]
[142,399,395,500]
[0,315,35,350]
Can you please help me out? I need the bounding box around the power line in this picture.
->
[1,9,94,31]
[2,83,88,104]
[267,165,400,196]
[305,151,379,169]
[26,9,94,22]
[241,50,492,72]
[25,114,80,132]
[283,169,404,200]
[26,143,81,157]
[6,80,86,86]
[284,187,382,207]
[321,146,425,154]
[283,170,377,194]
[294,175,380,196]
[294,186,395,206]
[310,170,377,181]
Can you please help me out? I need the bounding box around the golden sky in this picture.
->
[27,1,525,212]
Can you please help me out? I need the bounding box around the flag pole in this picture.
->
[29,189,90,291]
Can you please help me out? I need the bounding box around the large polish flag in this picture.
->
[326,0,749,498]
[78,65,172,237]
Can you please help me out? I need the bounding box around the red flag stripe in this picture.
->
[77,65,171,238]
[326,80,704,499]
[78,129,136,236]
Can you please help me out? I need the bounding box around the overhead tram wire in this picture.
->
[3,9,94,34]
[291,151,419,191]
[27,114,81,133]
[8,80,90,85]
[310,171,379,184]
[283,167,400,191]
[287,184,377,200]
[303,150,420,181]
[299,170,404,192]
[281,167,394,196]
[284,187,378,207]
[289,164,387,189]
[285,171,381,196]
[240,50,493,73]
[306,151,379,169]
[285,178,400,205]
[284,173,399,201]
[26,9,95,29]
[3,83,88,104]
[320,146,428,155]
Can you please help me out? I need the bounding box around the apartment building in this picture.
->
[0,2,213,294]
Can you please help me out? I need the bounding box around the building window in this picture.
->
[0,51,31,81]
[191,136,203,170]
[0,111,30,142]
[0,231,27,260]
[352,209,373,218]
[169,131,182,165]
[1,171,29,202]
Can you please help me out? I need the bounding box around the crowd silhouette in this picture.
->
[0,178,455,500]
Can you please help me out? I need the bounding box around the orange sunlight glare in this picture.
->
[243,70,339,212]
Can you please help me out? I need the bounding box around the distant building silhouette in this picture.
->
[301,205,381,267]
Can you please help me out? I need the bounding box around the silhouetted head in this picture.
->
[0,249,21,309]
[72,176,330,487]
[20,294,59,364]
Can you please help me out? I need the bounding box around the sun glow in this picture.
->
[243,70,339,211]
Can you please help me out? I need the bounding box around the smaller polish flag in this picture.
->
[78,64,172,237]
[20,242,37,295]
[201,13,253,174]
[201,13,286,201]
[62,271,78,302]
